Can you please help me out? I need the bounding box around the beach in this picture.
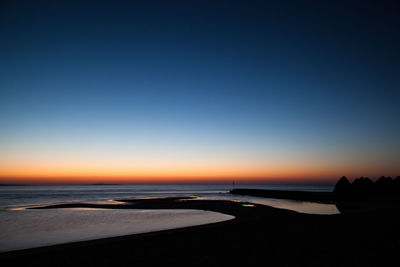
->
[2,0,399,265]
[1,192,399,267]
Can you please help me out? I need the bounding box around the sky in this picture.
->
[1,0,399,184]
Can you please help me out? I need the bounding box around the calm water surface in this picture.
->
[0,184,337,252]
[0,208,232,252]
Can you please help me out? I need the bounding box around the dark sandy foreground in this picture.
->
[1,195,400,267]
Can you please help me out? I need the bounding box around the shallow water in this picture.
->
[200,194,339,215]
[0,184,337,252]
[0,208,233,252]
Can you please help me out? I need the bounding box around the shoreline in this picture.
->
[1,194,400,266]
[230,188,336,203]
[230,188,400,213]
[0,197,292,263]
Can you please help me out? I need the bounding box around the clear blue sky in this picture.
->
[1,0,399,183]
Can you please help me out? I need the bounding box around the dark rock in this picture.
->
[333,176,352,194]
[351,177,374,193]
[394,176,400,191]
[375,176,395,193]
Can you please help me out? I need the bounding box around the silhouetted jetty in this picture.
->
[231,176,400,203]
[231,176,400,215]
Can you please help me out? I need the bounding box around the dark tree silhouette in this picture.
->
[375,176,395,193]
[351,177,374,193]
[333,176,351,194]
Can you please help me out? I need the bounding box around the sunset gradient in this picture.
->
[1,1,399,184]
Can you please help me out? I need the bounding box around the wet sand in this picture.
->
[1,195,399,266]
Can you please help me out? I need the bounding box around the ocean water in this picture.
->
[0,184,337,252]
[0,184,334,209]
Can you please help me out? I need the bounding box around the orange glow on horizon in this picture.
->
[0,165,347,185]
[1,157,397,185]
[0,175,336,185]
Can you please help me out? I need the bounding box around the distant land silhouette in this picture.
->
[231,175,400,214]
[334,176,400,195]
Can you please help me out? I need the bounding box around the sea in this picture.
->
[0,184,338,252]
